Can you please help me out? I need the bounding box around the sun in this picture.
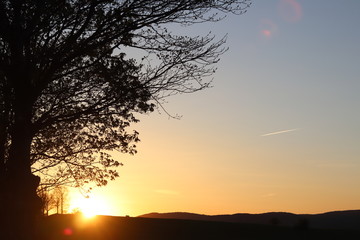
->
[69,194,113,218]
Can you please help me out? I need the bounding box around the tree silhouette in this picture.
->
[37,186,55,216]
[52,186,68,215]
[0,0,251,239]
[38,186,68,216]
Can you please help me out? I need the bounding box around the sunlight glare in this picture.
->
[69,195,113,218]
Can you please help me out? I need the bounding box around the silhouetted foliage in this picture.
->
[0,0,251,190]
[0,0,251,239]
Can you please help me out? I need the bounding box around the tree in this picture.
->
[0,0,251,239]
[38,185,68,216]
[37,186,55,216]
[52,186,68,214]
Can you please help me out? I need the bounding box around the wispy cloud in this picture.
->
[155,189,180,195]
[261,128,299,137]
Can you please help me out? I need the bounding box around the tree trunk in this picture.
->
[1,171,42,240]
[0,100,42,239]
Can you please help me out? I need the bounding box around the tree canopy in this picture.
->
[0,1,251,239]
[0,0,251,192]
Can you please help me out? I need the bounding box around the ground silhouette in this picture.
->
[38,213,360,240]
[140,210,360,230]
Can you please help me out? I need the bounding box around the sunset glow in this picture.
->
[69,194,113,218]
[67,1,360,218]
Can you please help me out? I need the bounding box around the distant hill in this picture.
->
[139,210,360,230]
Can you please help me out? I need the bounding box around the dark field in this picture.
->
[38,214,360,240]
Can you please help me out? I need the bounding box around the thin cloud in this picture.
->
[261,128,299,137]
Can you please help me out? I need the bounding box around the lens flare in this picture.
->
[63,228,73,236]
[278,0,302,22]
[262,30,272,37]
[259,19,278,39]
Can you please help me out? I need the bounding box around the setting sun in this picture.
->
[69,194,113,218]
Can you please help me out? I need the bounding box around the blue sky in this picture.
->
[70,0,360,216]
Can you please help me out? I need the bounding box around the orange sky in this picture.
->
[69,0,360,217]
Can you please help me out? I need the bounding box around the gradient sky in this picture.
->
[70,0,360,217]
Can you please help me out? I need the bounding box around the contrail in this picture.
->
[261,128,299,137]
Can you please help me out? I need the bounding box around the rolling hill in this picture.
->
[139,210,360,230]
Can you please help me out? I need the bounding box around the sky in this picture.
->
[69,0,360,217]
